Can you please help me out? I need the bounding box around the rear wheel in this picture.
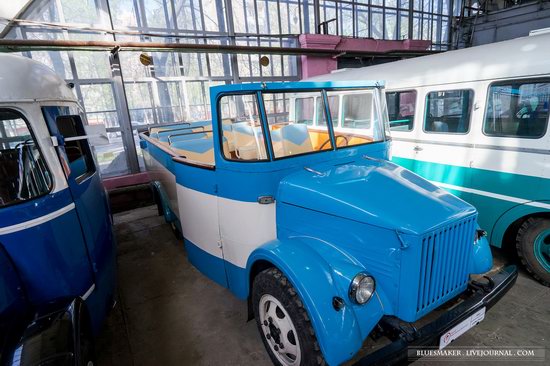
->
[170,221,183,240]
[76,306,96,366]
[516,217,550,286]
[252,268,325,366]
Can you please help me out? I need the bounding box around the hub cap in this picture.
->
[534,229,550,272]
[259,294,301,366]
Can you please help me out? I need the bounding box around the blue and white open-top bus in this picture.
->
[140,80,517,365]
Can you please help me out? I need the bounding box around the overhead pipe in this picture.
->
[0,39,437,58]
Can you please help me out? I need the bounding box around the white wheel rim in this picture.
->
[259,294,301,366]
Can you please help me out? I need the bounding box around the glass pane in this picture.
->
[60,0,100,24]
[326,95,339,126]
[144,0,168,28]
[386,90,417,131]
[372,9,383,38]
[385,10,397,40]
[265,91,332,158]
[484,81,550,138]
[328,91,385,147]
[400,11,409,39]
[356,5,369,38]
[81,84,116,113]
[56,115,96,180]
[425,90,473,134]
[220,94,267,161]
[109,0,139,28]
[94,132,130,177]
[342,93,372,129]
[0,109,52,207]
[125,83,155,125]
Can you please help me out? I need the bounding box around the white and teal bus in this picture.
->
[311,31,550,286]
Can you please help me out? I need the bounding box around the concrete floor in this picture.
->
[97,205,549,366]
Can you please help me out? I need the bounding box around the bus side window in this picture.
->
[0,109,52,207]
[483,79,550,138]
[386,90,417,131]
[56,115,96,182]
[424,89,473,134]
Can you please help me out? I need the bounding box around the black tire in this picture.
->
[252,267,325,366]
[170,221,183,240]
[150,184,163,217]
[516,217,550,286]
[76,307,96,366]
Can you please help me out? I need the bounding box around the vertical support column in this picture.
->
[110,49,140,174]
[225,0,241,85]
[314,0,321,33]
[409,0,414,40]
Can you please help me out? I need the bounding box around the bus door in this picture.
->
[470,79,550,230]
[42,106,116,329]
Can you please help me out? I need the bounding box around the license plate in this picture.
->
[439,307,486,349]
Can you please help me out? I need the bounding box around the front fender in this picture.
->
[247,238,385,365]
[4,298,89,366]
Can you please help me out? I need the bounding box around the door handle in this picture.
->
[258,196,275,204]
[413,145,423,152]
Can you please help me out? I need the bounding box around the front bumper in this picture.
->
[354,265,518,366]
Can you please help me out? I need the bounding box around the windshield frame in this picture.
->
[215,83,387,164]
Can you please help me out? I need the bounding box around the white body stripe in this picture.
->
[430,180,550,210]
[177,185,277,269]
[177,185,223,260]
[81,284,95,300]
[145,150,277,270]
[0,203,75,235]
[218,195,276,268]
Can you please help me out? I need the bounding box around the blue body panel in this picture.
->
[0,106,116,336]
[0,191,94,305]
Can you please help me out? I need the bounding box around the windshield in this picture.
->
[0,109,52,207]
[219,88,386,161]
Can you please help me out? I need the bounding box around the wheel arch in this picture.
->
[246,238,384,366]
[149,180,177,222]
[491,201,550,250]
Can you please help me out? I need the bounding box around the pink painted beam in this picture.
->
[102,172,151,191]
[298,34,431,79]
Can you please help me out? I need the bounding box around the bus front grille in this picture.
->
[416,216,477,316]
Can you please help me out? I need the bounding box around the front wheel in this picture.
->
[252,268,325,366]
[516,217,550,286]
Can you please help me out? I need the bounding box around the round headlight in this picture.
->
[349,273,376,305]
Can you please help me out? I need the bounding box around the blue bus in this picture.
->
[0,53,116,361]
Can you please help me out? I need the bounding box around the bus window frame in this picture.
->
[217,91,271,163]
[422,88,474,135]
[0,107,54,208]
[481,77,550,140]
[386,89,418,133]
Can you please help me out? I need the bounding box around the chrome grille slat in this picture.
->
[416,216,476,315]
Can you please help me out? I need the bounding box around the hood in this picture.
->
[278,158,476,235]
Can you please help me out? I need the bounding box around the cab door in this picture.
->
[42,106,116,329]
[0,106,95,306]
